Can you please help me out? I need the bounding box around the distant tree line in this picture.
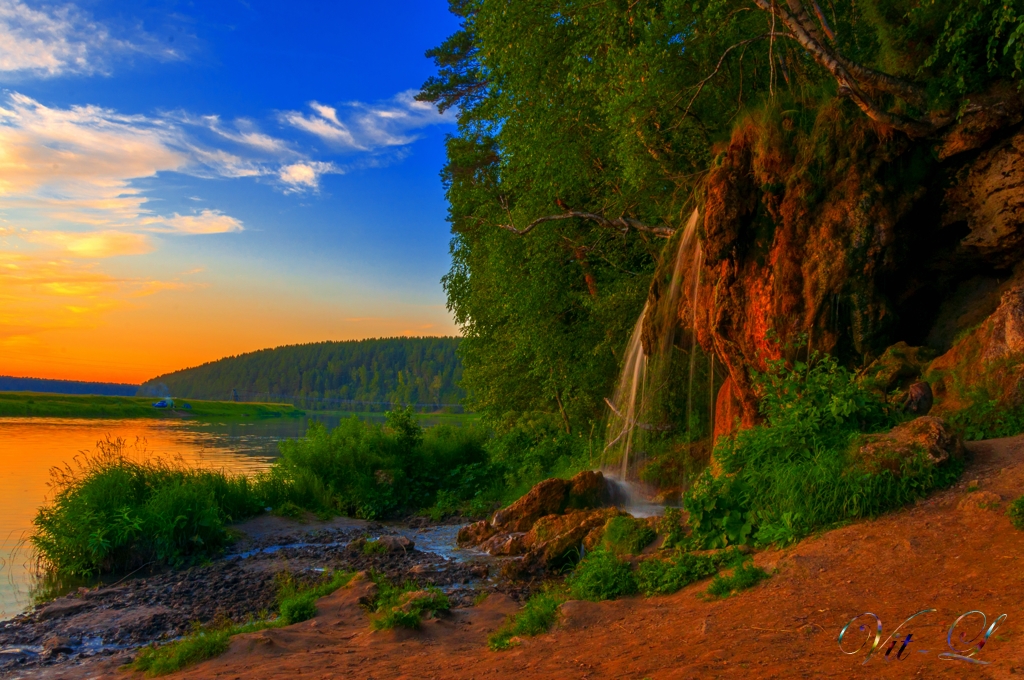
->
[0,376,139,396]
[138,337,466,412]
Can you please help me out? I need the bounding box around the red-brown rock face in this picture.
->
[692,90,1024,417]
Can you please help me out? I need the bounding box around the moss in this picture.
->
[601,516,656,556]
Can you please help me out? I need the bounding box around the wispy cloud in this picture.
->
[283,90,455,151]
[0,0,179,77]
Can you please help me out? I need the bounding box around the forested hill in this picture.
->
[138,337,465,411]
[0,376,139,396]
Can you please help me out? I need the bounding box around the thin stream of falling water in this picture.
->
[604,208,702,481]
[686,245,704,442]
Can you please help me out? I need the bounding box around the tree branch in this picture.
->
[497,210,676,237]
[752,0,939,136]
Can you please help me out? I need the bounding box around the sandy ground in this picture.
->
[17,435,1024,679]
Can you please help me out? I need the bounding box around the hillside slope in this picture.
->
[139,337,464,411]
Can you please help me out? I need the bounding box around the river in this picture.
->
[0,415,350,619]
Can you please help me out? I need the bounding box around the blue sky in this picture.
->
[0,0,463,382]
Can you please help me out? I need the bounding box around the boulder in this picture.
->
[519,507,624,572]
[858,342,932,395]
[929,284,1024,413]
[376,535,414,553]
[490,478,569,533]
[567,470,611,509]
[456,519,496,545]
[853,416,966,475]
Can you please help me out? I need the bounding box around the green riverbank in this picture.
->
[0,393,303,419]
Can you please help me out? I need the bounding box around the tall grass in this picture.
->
[685,353,963,548]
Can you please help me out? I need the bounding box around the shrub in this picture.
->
[566,549,637,601]
[32,439,264,577]
[636,548,742,596]
[488,588,567,651]
[685,353,962,549]
[705,561,770,598]
[1009,495,1024,530]
[601,516,656,555]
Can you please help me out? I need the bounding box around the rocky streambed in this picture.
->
[0,516,511,678]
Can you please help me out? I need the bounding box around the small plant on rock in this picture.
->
[1008,495,1024,530]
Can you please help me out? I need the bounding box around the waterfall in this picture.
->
[603,208,715,489]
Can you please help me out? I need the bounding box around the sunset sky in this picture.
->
[0,0,461,383]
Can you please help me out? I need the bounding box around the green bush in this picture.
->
[566,549,637,601]
[1008,496,1024,530]
[276,408,492,520]
[362,539,388,555]
[489,588,567,651]
[685,353,962,549]
[31,438,275,577]
[601,516,656,556]
[944,390,1024,441]
[636,549,741,597]
[705,561,770,598]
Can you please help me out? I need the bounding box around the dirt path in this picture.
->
[18,435,1024,679]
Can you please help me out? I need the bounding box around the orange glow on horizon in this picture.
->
[0,251,459,384]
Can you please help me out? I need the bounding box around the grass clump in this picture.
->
[685,352,962,550]
[636,548,742,596]
[276,570,355,625]
[488,587,567,651]
[131,570,353,676]
[601,516,656,555]
[705,561,770,599]
[565,549,637,601]
[368,573,450,630]
[362,539,388,555]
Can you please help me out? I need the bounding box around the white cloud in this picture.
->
[283,91,454,151]
[283,103,359,148]
[0,0,177,77]
[278,161,340,191]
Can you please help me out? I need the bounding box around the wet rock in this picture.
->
[478,533,526,556]
[42,635,72,655]
[853,417,966,475]
[35,598,90,622]
[376,535,414,553]
[457,520,496,545]
[567,470,611,509]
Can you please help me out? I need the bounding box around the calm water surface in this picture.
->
[0,415,347,619]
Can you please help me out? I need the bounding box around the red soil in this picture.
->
[28,435,1024,679]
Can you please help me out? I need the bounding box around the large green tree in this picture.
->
[422,0,1024,431]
